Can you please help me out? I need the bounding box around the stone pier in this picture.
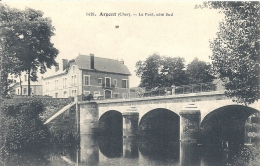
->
[122,107,139,137]
[179,104,201,142]
[79,102,99,134]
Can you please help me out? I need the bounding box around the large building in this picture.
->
[42,54,131,99]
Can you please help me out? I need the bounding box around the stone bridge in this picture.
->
[76,90,259,142]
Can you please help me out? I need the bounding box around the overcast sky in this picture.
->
[3,0,224,87]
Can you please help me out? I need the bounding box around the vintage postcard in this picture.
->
[0,0,259,166]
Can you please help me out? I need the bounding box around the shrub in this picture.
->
[233,144,260,166]
[0,99,50,152]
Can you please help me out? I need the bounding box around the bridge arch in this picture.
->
[98,110,123,136]
[200,105,259,150]
[138,108,180,142]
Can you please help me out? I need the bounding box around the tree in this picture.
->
[160,56,188,86]
[0,99,50,152]
[0,4,59,96]
[186,57,215,84]
[135,53,162,88]
[202,2,259,105]
[135,53,187,88]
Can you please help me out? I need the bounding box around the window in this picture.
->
[55,93,58,98]
[71,76,73,85]
[63,91,67,98]
[63,78,67,88]
[122,79,128,88]
[72,90,77,97]
[84,91,90,96]
[94,91,100,96]
[46,82,49,91]
[122,93,129,98]
[17,89,20,95]
[23,88,27,95]
[84,75,90,85]
[24,75,27,81]
[55,80,58,89]
[72,65,75,73]
[105,77,111,87]
[71,75,77,86]
[98,78,102,85]
[114,92,119,98]
[74,75,77,85]
[113,79,117,87]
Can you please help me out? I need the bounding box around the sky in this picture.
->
[3,0,224,87]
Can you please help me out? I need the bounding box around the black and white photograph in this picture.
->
[0,0,259,165]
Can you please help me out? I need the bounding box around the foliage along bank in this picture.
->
[0,99,50,152]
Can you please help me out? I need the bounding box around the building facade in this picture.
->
[9,72,43,96]
[42,54,131,99]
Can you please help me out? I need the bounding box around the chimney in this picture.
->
[62,59,68,71]
[55,64,59,72]
[120,59,124,64]
[90,54,94,69]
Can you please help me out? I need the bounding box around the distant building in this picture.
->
[9,72,43,96]
[42,54,131,99]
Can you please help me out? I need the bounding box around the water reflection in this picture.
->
[200,143,240,166]
[0,151,50,166]
[1,134,254,166]
[139,136,179,163]
[98,135,123,158]
[123,137,138,158]
[180,142,202,166]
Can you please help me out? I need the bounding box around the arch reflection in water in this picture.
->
[98,135,123,158]
[138,136,180,163]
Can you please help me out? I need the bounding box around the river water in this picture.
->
[1,134,249,166]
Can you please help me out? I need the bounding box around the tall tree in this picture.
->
[135,54,187,88]
[160,56,188,86]
[0,4,59,96]
[202,1,259,105]
[186,57,215,84]
[135,53,162,88]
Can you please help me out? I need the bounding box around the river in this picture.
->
[1,134,253,166]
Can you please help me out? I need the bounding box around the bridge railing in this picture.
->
[174,82,217,95]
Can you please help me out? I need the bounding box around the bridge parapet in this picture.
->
[79,91,226,105]
[173,82,217,94]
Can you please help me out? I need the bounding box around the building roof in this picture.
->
[75,54,131,75]
[43,54,131,79]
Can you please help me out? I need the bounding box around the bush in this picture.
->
[0,99,50,152]
[233,144,260,166]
